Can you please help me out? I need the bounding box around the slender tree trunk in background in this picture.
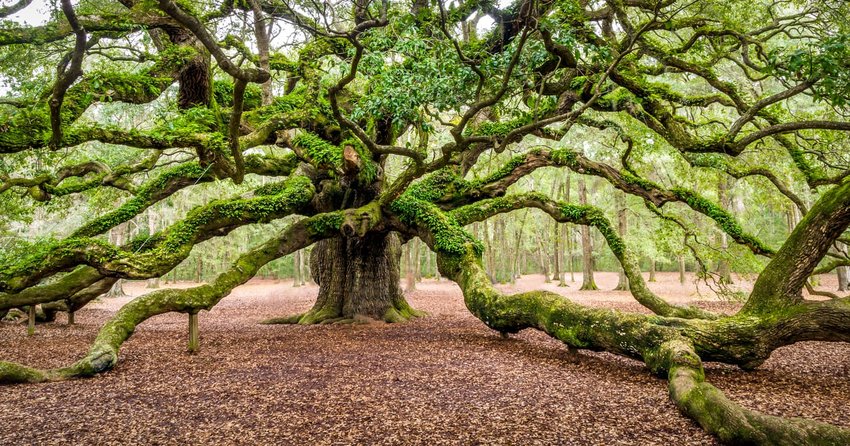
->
[511,228,520,284]
[105,224,129,297]
[512,210,528,284]
[786,203,800,234]
[679,255,687,285]
[434,251,441,281]
[302,249,311,285]
[536,234,550,283]
[615,192,630,291]
[552,219,561,283]
[649,259,657,282]
[578,178,598,290]
[520,251,526,276]
[838,267,850,292]
[483,221,494,280]
[405,241,416,292]
[145,211,160,289]
[550,179,561,283]
[495,216,509,283]
[558,222,568,287]
[563,171,574,284]
[195,257,202,283]
[837,242,849,292]
[716,178,733,284]
[412,237,422,283]
[293,250,302,287]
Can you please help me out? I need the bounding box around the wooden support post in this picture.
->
[188,312,199,353]
[27,306,35,336]
[68,310,75,325]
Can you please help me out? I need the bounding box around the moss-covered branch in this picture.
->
[0,44,196,153]
[0,176,315,293]
[661,339,850,445]
[448,193,716,319]
[0,152,162,201]
[397,199,850,444]
[0,267,103,312]
[437,148,774,257]
[0,212,341,384]
[744,179,850,313]
[70,154,299,239]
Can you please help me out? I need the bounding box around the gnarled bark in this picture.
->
[264,232,423,324]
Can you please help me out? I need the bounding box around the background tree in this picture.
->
[1,0,850,443]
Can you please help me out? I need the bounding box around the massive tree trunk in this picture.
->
[269,232,422,324]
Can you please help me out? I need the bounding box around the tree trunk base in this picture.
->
[264,299,425,325]
[264,233,425,325]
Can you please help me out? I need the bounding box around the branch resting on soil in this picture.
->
[394,187,850,445]
[0,212,341,384]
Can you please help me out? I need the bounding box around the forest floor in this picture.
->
[1,272,849,445]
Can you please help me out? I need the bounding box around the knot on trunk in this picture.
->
[340,202,381,238]
[341,210,372,238]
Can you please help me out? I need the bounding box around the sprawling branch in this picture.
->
[392,197,850,444]
[449,192,716,319]
[0,176,314,293]
[433,148,774,257]
[744,179,850,312]
[0,212,341,384]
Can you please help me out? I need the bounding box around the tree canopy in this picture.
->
[1,0,850,443]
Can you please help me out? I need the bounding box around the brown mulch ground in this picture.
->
[1,272,848,445]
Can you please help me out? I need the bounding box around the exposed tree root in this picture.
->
[428,245,850,444]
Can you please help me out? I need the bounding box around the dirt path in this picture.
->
[1,273,848,445]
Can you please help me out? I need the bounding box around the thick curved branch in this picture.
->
[744,179,850,313]
[0,0,32,18]
[48,0,87,149]
[394,199,850,444]
[448,192,716,319]
[0,176,315,293]
[662,339,850,445]
[0,152,162,201]
[436,148,774,256]
[0,10,172,46]
[156,0,269,84]
[0,212,341,384]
